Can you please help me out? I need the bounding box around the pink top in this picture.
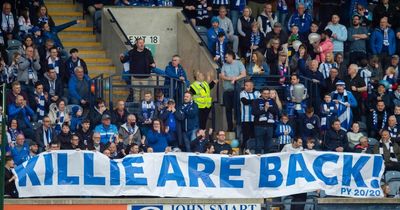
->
[316,38,333,63]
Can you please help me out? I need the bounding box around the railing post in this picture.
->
[0,84,7,210]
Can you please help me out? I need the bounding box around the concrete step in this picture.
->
[59,34,96,42]
[46,3,80,12]
[89,73,111,78]
[63,27,92,32]
[63,41,102,50]
[49,11,82,18]
[84,58,113,65]
[88,66,116,74]
[78,50,107,58]
[54,19,87,27]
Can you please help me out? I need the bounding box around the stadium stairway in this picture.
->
[46,0,130,105]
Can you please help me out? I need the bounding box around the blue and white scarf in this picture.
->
[48,56,60,74]
[383,28,389,46]
[34,91,46,122]
[141,101,155,120]
[373,110,388,130]
[379,140,398,162]
[38,16,50,25]
[215,41,225,63]
[250,32,261,46]
[333,90,352,131]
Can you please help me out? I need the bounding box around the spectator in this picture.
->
[32,82,48,122]
[5,119,22,150]
[191,129,212,153]
[111,100,129,129]
[154,90,169,117]
[347,122,364,148]
[68,66,90,106]
[370,16,396,69]
[276,114,294,150]
[219,51,246,131]
[213,31,227,66]
[324,119,350,152]
[41,68,64,104]
[281,137,303,153]
[127,143,140,155]
[354,136,371,153]
[176,92,199,152]
[265,22,288,47]
[31,26,43,47]
[229,0,246,33]
[38,39,56,66]
[70,106,83,133]
[276,0,288,27]
[331,81,358,131]
[34,115,55,152]
[204,142,215,154]
[391,55,399,78]
[32,5,55,28]
[10,134,29,165]
[325,14,347,55]
[8,95,35,140]
[290,44,311,75]
[246,22,265,57]
[57,122,72,149]
[18,46,41,100]
[270,89,283,112]
[304,138,316,150]
[4,156,18,198]
[164,55,189,102]
[383,66,396,91]
[63,134,83,150]
[0,2,19,40]
[369,100,389,138]
[353,2,372,27]
[183,0,197,25]
[344,64,367,122]
[18,36,40,66]
[193,0,212,27]
[305,60,325,110]
[324,67,340,95]
[48,140,61,151]
[257,3,277,37]
[217,6,239,57]
[240,80,259,149]
[190,71,217,129]
[64,48,88,83]
[252,87,279,153]
[76,119,94,149]
[374,129,400,171]
[335,52,347,80]
[207,17,224,51]
[320,94,337,131]
[87,132,103,152]
[247,51,269,77]
[18,8,33,38]
[314,29,333,63]
[146,119,171,152]
[386,115,400,144]
[87,0,113,33]
[89,98,111,129]
[285,74,307,134]
[300,107,320,146]
[140,91,156,135]
[319,0,341,28]
[119,114,142,147]
[381,183,392,198]
[104,142,123,159]
[159,99,180,148]
[237,7,255,57]
[213,130,232,154]
[264,38,281,68]
[287,3,312,37]
[272,51,289,85]
[119,38,155,101]
[94,114,118,144]
[48,99,70,133]
[318,52,337,79]
[6,81,28,105]
[347,14,369,65]
[372,0,397,28]
[42,20,79,51]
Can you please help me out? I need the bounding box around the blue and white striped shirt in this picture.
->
[213,0,229,6]
[275,123,293,145]
[240,90,260,122]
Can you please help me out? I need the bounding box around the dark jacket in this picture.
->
[40,72,64,101]
[324,128,349,151]
[76,128,94,149]
[4,167,18,198]
[34,126,56,150]
[111,109,129,129]
[0,12,19,39]
[57,132,72,149]
[175,101,199,132]
[64,56,88,82]
[120,45,154,77]
[252,98,279,126]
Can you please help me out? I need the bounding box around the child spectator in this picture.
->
[70,106,83,133]
[304,138,315,150]
[213,31,227,66]
[275,114,294,151]
[383,66,396,92]
[320,94,336,131]
[57,122,72,149]
[347,122,364,149]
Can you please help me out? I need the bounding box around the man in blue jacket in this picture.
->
[68,66,91,106]
[287,3,312,37]
[176,92,199,152]
[370,16,396,69]
[94,114,118,144]
[164,55,189,103]
[10,134,29,165]
[207,17,225,52]
[8,95,35,140]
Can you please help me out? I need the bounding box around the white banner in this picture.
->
[14,151,385,198]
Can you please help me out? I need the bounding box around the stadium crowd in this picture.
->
[1,0,400,202]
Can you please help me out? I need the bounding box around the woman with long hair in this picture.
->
[145,119,171,152]
[264,37,281,67]
[33,5,55,28]
[270,89,283,112]
[18,8,32,37]
[290,44,311,75]
[247,51,270,75]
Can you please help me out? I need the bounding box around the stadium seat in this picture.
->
[385,171,400,196]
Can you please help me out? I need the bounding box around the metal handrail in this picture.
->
[107,8,134,48]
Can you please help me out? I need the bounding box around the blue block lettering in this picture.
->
[313,154,338,185]
[259,156,283,187]
[110,159,120,185]
[157,155,186,187]
[84,153,105,185]
[57,153,79,185]
[15,156,40,186]
[123,156,147,185]
[220,157,244,188]
[287,154,316,186]
[43,153,53,185]
[188,156,216,187]
[342,155,369,187]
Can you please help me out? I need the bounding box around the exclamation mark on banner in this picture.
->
[370,156,383,188]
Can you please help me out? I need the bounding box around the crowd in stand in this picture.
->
[2,0,400,201]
